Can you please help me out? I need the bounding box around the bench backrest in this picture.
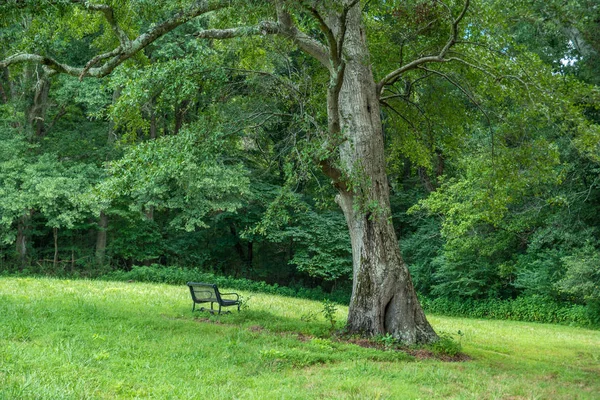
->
[187,282,222,303]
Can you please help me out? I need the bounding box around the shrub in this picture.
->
[420,295,595,327]
[429,332,462,357]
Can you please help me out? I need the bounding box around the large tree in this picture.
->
[0,0,485,343]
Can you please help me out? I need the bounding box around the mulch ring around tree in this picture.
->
[337,335,471,362]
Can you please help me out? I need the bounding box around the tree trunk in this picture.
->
[53,227,58,270]
[143,206,155,266]
[15,212,31,267]
[28,73,50,137]
[107,87,121,143]
[95,211,108,266]
[174,100,189,135]
[333,6,437,344]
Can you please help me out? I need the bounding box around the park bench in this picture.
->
[186,282,241,314]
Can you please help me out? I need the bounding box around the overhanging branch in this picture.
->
[194,21,279,40]
[1,0,242,78]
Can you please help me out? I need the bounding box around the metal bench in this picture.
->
[186,282,241,314]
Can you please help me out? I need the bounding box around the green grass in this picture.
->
[1,277,599,399]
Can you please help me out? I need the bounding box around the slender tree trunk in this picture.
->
[247,241,253,272]
[143,206,155,266]
[174,100,189,135]
[107,87,121,143]
[28,73,50,138]
[95,87,120,267]
[0,79,7,103]
[229,223,247,263]
[332,7,437,344]
[15,212,30,267]
[53,227,58,270]
[95,211,108,266]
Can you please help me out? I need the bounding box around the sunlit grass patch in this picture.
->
[1,277,599,399]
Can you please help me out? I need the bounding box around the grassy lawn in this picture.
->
[1,277,599,399]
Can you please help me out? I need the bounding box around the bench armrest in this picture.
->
[220,292,240,301]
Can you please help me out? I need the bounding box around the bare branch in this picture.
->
[378,55,452,92]
[3,0,336,83]
[437,0,470,58]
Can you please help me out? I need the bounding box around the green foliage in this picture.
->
[321,299,338,331]
[400,217,444,296]
[559,243,600,322]
[0,128,101,241]
[99,122,250,231]
[374,333,400,350]
[428,331,462,357]
[300,310,318,323]
[238,294,252,311]
[421,295,595,328]
[283,211,352,282]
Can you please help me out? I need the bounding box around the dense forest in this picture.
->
[1,0,599,334]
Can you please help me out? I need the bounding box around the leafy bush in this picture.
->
[420,295,595,327]
[321,299,338,331]
[429,332,462,357]
[559,243,600,324]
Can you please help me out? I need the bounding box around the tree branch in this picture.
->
[302,2,339,65]
[80,2,131,48]
[377,0,470,96]
[418,65,492,125]
[337,0,360,62]
[1,0,240,78]
[78,46,122,80]
[275,3,331,71]
[194,21,279,40]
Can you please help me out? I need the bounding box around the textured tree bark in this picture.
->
[332,5,438,344]
[95,211,108,266]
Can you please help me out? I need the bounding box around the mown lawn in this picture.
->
[0,277,599,399]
